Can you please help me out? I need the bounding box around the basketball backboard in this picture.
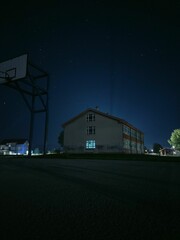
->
[0,54,28,84]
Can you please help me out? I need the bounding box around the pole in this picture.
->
[43,75,49,155]
[28,84,35,157]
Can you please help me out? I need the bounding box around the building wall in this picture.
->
[122,127,144,154]
[64,114,87,152]
[0,141,29,155]
[64,111,124,152]
[89,112,123,152]
[64,110,144,153]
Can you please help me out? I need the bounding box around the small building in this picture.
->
[160,148,180,156]
[0,139,29,155]
[62,108,144,153]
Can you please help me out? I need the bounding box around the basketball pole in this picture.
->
[28,80,35,157]
[43,75,49,155]
[0,54,49,157]
[27,63,49,156]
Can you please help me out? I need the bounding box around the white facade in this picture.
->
[0,139,29,155]
[63,108,144,153]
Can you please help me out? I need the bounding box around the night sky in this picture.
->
[0,1,179,150]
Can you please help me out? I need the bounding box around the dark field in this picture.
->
[0,156,180,240]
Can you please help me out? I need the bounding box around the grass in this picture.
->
[1,153,179,162]
[32,153,180,162]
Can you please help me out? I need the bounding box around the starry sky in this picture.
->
[0,0,179,150]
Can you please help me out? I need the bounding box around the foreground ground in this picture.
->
[0,156,180,240]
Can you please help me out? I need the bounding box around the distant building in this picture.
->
[0,139,29,155]
[62,108,144,153]
[159,148,180,156]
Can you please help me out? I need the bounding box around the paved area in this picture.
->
[0,157,180,239]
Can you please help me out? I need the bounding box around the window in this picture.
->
[137,143,141,152]
[86,140,96,149]
[131,141,137,149]
[123,125,130,135]
[87,113,95,122]
[137,132,140,140]
[131,129,137,138]
[123,139,130,149]
[87,126,96,135]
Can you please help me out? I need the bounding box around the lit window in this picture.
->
[87,113,95,122]
[86,140,96,149]
[87,126,96,135]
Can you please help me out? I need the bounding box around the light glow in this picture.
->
[86,140,96,149]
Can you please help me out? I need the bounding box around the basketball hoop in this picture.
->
[0,71,13,81]
[0,54,27,84]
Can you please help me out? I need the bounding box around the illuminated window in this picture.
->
[87,113,95,122]
[87,126,96,135]
[86,140,96,149]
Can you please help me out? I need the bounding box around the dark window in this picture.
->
[87,126,96,135]
[87,113,95,122]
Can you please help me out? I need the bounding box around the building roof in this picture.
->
[0,139,28,145]
[62,108,143,134]
[159,148,174,151]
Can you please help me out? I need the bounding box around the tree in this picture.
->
[168,129,180,150]
[58,130,64,148]
[153,143,163,154]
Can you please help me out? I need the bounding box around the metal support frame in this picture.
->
[2,62,49,156]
